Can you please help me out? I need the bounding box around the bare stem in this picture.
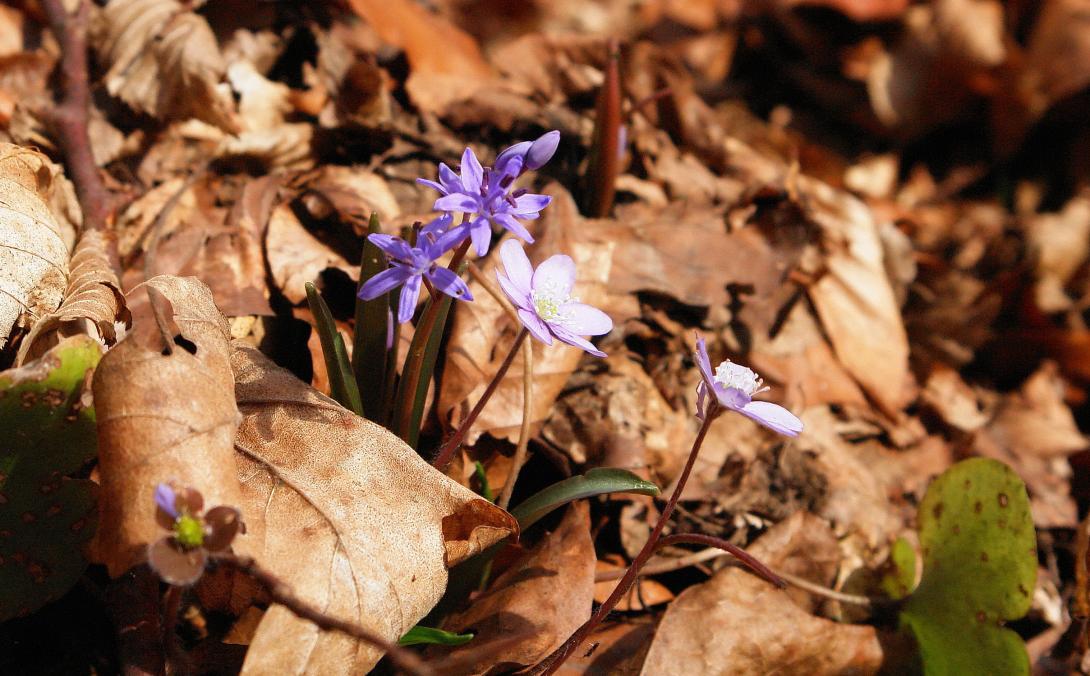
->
[432,327,529,471]
[210,553,434,676]
[531,412,716,675]
[655,534,784,588]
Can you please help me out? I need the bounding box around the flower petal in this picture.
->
[551,325,606,357]
[497,271,532,309]
[526,130,560,170]
[693,334,716,392]
[512,193,551,216]
[358,267,411,301]
[204,506,244,552]
[495,140,531,177]
[147,538,207,586]
[562,303,612,336]
[493,212,535,243]
[499,239,533,296]
[438,163,462,193]
[434,193,480,213]
[367,233,413,260]
[738,401,803,437]
[154,483,178,521]
[428,266,473,301]
[416,178,447,195]
[470,219,492,256]
[532,254,576,297]
[397,275,423,323]
[461,147,483,194]
[420,212,453,237]
[176,487,203,515]
[518,308,554,345]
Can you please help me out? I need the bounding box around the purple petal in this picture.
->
[435,193,480,213]
[438,163,462,193]
[738,401,803,437]
[497,271,532,309]
[358,267,412,301]
[154,483,178,520]
[532,254,576,297]
[470,219,492,256]
[518,308,554,345]
[552,324,606,357]
[512,193,552,216]
[420,212,453,237]
[693,334,716,391]
[397,275,423,323]
[719,386,751,411]
[562,303,612,336]
[461,147,484,194]
[367,233,413,260]
[526,130,560,170]
[429,224,469,256]
[498,239,533,296]
[695,382,709,421]
[493,212,535,243]
[416,178,447,195]
[495,141,531,177]
[428,266,473,301]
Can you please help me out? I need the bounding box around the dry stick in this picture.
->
[431,328,529,472]
[210,553,435,676]
[467,264,533,510]
[531,413,719,675]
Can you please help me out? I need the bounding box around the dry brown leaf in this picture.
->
[92,0,237,130]
[344,0,493,115]
[919,363,989,433]
[988,362,1088,458]
[1026,192,1090,313]
[217,61,313,171]
[16,230,127,365]
[1018,0,1090,121]
[90,275,250,576]
[594,556,674,611]
[265,200,357,306]
[802,176,914,416]
[0,144,70,349]
[231,345,517,674]
[555,618,657,676]
[438,185,613,444]
[435,502,594,674]
[640,512,884,676]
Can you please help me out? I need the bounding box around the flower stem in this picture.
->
[432,327,529,471]
[530,412,716,675]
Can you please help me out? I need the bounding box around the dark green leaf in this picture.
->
[510,468,659,530]
[398,625,474,647]
[305,282,363,416]
[353,213,389,422]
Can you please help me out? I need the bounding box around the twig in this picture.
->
[654,533,784,588]
[467,264,533,510]
[39,0,113,237]
[594,546,728,581]
[773,570,891,609]
[210,553,435,676]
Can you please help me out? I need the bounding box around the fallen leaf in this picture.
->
[594,556,674,611]
[265,200,357,306]
[640,512,884,675]
[231,345,516,674]
[555,618,657,676]
[434,502,594,674]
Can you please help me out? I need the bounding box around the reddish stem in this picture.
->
[656,533,785,589]
[432,327,528,470]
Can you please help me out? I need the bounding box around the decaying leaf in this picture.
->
[0,144,70,349]
[231,345,517,674]
[265,200,357,306]
[434,502,594,674]
[90,275,249,576]
[640,512,884,675]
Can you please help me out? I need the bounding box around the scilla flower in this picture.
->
[148,483,244,586]
[693,334,803,437]
[357,214,473,323]
[496,239,612,357]
[418,133,557,256]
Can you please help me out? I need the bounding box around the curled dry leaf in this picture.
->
[434,502,594,674]
[16,230,128,365]
[0,143,70,349]
[230,345,516,674]
[90,275,250,576]
[91,0,237,131]
[265,200,357,306]
[640,512,884,676]
[439,185,613,444]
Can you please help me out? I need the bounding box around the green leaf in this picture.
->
[398,625,474,647]
[900,458,1036,676]
[881,537,916,601]
[510,468,659,530]
[353,213,389,423]
[473,461,494,503]
[305,282,363,416]
[0,336,100,620]
[392,279,455,449]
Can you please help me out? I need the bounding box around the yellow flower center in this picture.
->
[173,515,204,549]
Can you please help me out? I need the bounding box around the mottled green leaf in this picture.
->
[881,537,916,601]
[0,336,100,620]
[900,458,1036,676]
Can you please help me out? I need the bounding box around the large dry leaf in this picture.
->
[640,512,884,676]
[438,185,613,444]
[0,144,70,349]
[91,275,249,576]
[265,200,357,306]
[16,230,127,365]
[344,0,493,115]
[91,0,237,130]
[231,345,517,674]
[435,502,594,674]
[802,176,914,416]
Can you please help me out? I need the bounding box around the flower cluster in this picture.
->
[147,483,244,586]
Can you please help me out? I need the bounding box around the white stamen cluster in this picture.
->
[532,280,578,325]
[714,360,765,396]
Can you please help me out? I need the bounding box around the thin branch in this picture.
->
[210,553,434,676]
[773,570,892,609]
[594,546,727,581]
[655,533,784,588]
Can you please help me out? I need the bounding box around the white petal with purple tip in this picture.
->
[499,239,533,295]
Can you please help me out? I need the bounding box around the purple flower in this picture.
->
[154,483,178,520]
[693,334,802,437]
[357,214,473,324]
[417,134,557,256]
[496,239,613,357]
[149,483,244,586]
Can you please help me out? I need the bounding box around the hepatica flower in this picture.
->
[358,214,473,323]
[496,239,612,357]
[693,334,803,437]
[418,131,558,256]
[148,483,244,586]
